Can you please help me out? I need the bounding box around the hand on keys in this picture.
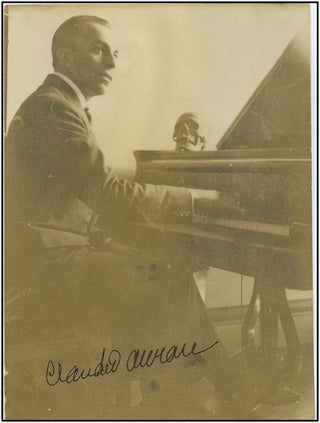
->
[189,189,246,218]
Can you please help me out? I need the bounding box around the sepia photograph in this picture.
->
[3,2,316,420]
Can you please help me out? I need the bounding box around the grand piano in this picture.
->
[132,25,313,403]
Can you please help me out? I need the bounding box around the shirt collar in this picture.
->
[52,72,87,109]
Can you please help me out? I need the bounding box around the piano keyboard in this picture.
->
[192,215,290,237]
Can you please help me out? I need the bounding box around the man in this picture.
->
[5,16,238,419]
[173,112,207,152]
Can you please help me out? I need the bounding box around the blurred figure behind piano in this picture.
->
[173,113,208,152]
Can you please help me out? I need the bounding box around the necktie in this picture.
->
[84,106,92,124]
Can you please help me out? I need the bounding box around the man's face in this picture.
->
[67,22,117,99]
[173,114,205,152]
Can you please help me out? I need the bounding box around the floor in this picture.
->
[128,343,316,420]
[245,343,316,420]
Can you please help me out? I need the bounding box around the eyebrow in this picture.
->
[94,40,109,48]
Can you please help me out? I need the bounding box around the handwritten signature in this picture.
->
[46,340,218,386]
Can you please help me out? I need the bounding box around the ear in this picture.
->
[55,47,74,69]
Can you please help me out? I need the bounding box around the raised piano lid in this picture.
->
[134,25,312,225]
[135,24,311,165]
[217,24,311,150]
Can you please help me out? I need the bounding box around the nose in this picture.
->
[104,55,115,69]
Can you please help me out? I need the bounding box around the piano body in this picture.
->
[132,26,312,401]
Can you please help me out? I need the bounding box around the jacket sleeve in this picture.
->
[29,96,192,223]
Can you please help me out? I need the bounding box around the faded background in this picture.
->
[5,3,313,353]
[6,3,309,177]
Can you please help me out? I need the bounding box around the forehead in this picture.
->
[176,114,199,124]
[75,22,111,46]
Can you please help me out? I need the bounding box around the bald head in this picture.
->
[173,113,208,152]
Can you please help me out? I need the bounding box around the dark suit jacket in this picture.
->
[6,74,191,247]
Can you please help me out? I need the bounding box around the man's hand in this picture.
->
[189,189,245,218]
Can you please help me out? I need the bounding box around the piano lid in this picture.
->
[217,25,311,150]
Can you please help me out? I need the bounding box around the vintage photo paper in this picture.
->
[4,3,316,420]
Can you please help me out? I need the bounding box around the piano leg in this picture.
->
[241,279,260,351]
[258,279,302,405]
[259,275,279,359]
[230,275,300,415]
[276,287,302,381]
